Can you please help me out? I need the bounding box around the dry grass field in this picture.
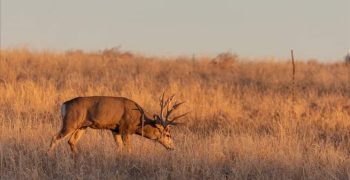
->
[0,48,350,179]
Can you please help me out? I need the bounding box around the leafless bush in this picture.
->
[211,51,238,69]
[344,53,350,64]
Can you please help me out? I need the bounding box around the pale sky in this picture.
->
[1,0,349,61]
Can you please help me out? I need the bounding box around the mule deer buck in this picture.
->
[49,93,188,153]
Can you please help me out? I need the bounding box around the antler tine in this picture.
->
[173,101,185,109]
[159,92,174,118]
[165,101,185,121]
[160,91,165,104]
[165,94,175,109]
[165,112,190,126]
[164,95,174,121]
[159,91,166,120]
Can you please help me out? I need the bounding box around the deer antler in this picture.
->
[159,92,175,126]
[157,92,188,127]
[164,101,188,126]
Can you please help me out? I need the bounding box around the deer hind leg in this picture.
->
[68,128,86,153]
[49,128,76,152]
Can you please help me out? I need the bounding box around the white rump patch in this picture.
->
[61,104,67,118]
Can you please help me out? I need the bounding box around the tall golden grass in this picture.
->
[0,48,349,179]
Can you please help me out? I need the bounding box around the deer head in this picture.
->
[135,92,188,150]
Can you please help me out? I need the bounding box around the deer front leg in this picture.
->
[112,131,124,152]
[121,133,132,152]
[49,128,76,153]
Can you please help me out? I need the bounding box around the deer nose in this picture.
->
[162,142,175,150]
[166,143,175,150]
